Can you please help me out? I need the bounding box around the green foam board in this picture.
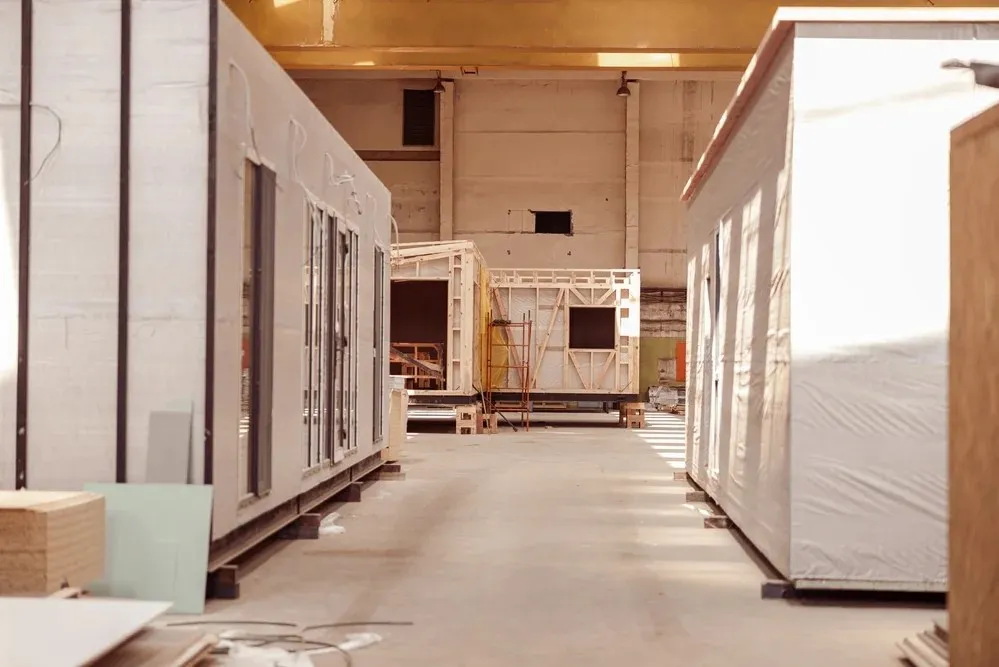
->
[84,483,213,614]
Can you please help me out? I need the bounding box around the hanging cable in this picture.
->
[227,60,260,159]
[0,92,62,181]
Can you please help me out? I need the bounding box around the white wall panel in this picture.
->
[28,0,121,489]
[788,22,999,587]
[216,5,391,536]
[127,0,210,483]
[684,41,794,577]
[0,0,21,489]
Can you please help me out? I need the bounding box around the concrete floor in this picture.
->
[200,413,934,666]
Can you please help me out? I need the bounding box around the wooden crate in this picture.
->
[0,491,105,595]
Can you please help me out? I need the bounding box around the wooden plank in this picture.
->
[950,99,999,667]
[96,628,216,667]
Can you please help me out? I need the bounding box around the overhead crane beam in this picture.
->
[225,0,999,71]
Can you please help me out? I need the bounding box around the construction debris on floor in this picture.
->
[898,617,948,667]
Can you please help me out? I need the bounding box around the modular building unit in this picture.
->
[390,241,489,405]
[0,0,391,553]
[489,268,641,403]
[950,100,999,666]
[682,8,999,592]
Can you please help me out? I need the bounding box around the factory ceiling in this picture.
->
[227,0,999,71]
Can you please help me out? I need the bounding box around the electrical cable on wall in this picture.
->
[227,60,260,159]
[0,93,63,181]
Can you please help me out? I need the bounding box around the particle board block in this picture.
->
[0,597,170,667]
[951,100,999,667]
[0,491,105,595]
[84,484,213,614]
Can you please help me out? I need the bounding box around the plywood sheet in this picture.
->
[0,597,170,667]
[84,484,212,614]
[949,101,999,667]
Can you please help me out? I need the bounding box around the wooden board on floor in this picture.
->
[0,597,170,667]
[95,628,217,667]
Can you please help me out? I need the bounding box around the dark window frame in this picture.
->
[373,247,386,443]
[245,160,277,496]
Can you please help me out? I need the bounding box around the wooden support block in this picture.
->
[335,483,363,503]
[371,471,407,481]
[685,490,708,503]
[206,565,240,600]
[704,515,731,529]
[673,471,688,481]
[456,404,481,423]
[480,413,499,434]
[623,415,646,429]
[761,579,795,599]
[277,513,321,540]
[456,422,479,435]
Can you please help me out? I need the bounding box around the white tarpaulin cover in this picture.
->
[684,14,999,590]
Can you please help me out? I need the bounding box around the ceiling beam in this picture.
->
[225,0,999,71]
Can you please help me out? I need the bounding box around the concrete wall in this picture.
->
[296,78,439,243]
[297,73,736,286]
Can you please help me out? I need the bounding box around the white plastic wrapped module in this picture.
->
[683,8,999,591]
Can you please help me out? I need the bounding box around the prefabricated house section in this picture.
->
[489,268,641,402]
[389,241,489,404]
[0,0,391,553]
[682,8,999,592]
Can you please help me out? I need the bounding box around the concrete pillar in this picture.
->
[625,81,640,269]
[439,80,455,241]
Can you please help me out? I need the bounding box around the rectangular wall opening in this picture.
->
[568,306,616,350]
[533,210,573,235]
[390,280,449,390]
[402,89,436,147]
[241,159,276,497]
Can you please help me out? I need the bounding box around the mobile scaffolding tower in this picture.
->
[485,314,532,431]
